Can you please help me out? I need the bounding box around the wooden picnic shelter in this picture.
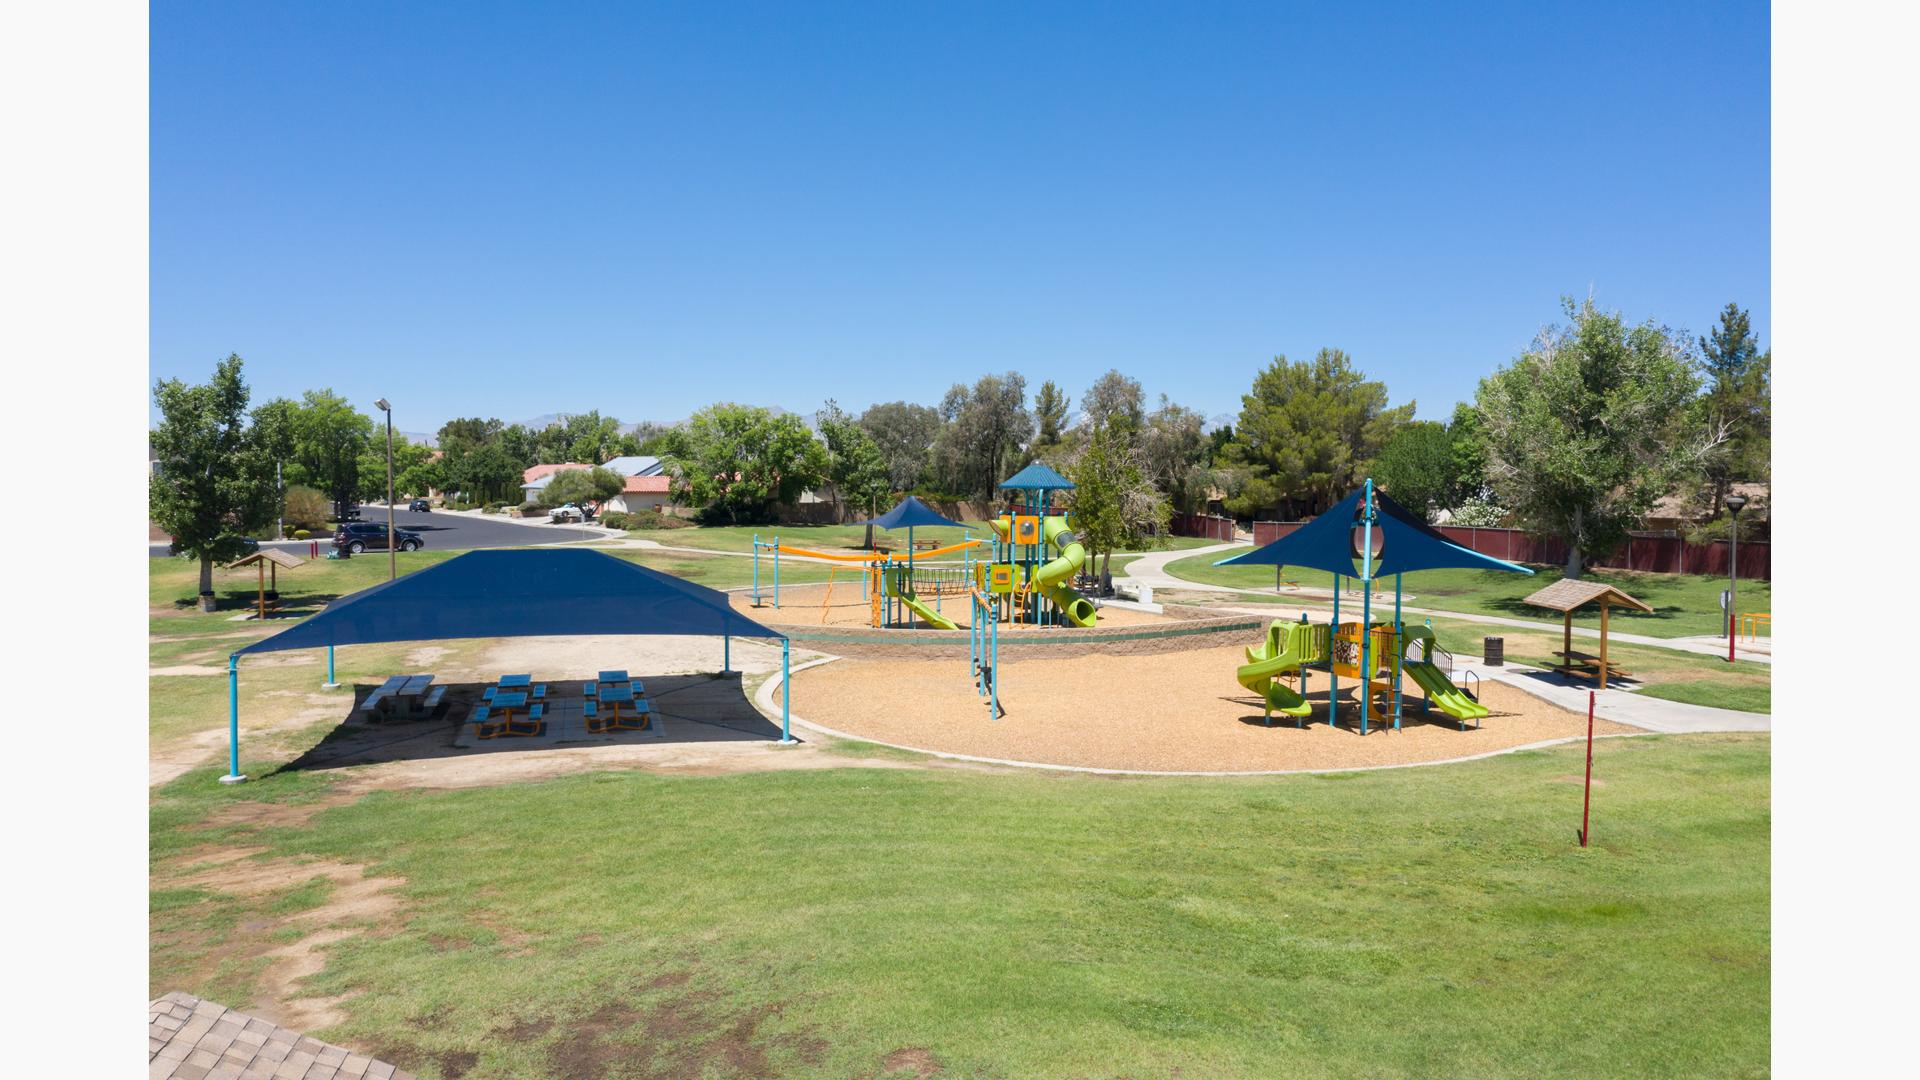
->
[227,548,305,621]
[1522,579,1653,688]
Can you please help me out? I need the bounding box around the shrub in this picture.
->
[292,529,311,540]
[282,485,330,532]
[597,511,631,530]
[629,508,692,530]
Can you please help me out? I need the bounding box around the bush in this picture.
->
[597,511,631,530]
[292,529,311,540]
[628,508,692,530]
[282,485,330,533]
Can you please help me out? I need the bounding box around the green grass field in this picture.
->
[151,734,1769,1078]
[1164,555,1772,640]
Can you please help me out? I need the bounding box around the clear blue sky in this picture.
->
[152,1,1769,435]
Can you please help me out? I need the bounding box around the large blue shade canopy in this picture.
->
[856,495,965,531]
[236,548,783,656]
[1215,486,1534,578]
[998,462,1075,491]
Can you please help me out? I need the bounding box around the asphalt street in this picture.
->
[147,505,603,557]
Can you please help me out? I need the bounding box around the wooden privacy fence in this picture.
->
[1246,521,1770,580]
[1169,513,1238,541]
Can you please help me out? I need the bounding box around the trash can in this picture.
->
[1484,636,1504,666]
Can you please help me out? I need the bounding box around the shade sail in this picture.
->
[1215,486,1534,578]
[856,495,965,531]
[998,462,1075,490]
[236,548,783,655]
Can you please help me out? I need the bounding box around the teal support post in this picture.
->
[1392,572,1404,730]
[1331,573,1341,729]
[752,533,760,603]
[222,655,246,784]
[723,632,731,674]
[778,638,794,744]
[1359,479,1374,736]
[323,644,339,689]
[773,535,780,608]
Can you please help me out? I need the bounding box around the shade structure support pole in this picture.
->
[323,645,339,689]
[723,632,732,674]
[221,655,247,784]
[1393,572,1404,730]
[1330,573,1341,730]
[778,638,795,744]
[1360,479,1374,737]
[752,534,760,603]
[773,536,781,608]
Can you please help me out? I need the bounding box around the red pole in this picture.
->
[1579,690,1595,847]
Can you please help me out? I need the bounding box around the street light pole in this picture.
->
[1725,492,1747,663]
[376,398,395,580]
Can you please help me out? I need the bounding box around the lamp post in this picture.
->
[1725,492,1747,662]
[375,398,396,580]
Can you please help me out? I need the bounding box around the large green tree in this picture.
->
[857,401,942,492]
[1140,395,1212,515]
[1696,302,1771,516]
[544,466,625,508]
[1082,369,1145,433]
[931,373,1033,500]
[818,401,893,543]
[1222,349,1411,518]
[1370,420,1456,521]
[1475,298,1724,577]
[1032,381,1070,449]
[148,355,283,608]
[665,404,828,524]
[1066,418,1168,589]
[285,390,374,518]
[356,436,436,503]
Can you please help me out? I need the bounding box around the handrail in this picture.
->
[1461,669,1481,702]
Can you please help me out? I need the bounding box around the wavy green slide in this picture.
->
[986,516,1098,627]
[885,570,960,630]
[1237,620,1327,721]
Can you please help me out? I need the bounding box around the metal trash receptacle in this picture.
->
[1484,636,1504,666]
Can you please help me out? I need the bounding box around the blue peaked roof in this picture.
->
[856,495,965,531]
[236,548,783,655]
[999,462,1075,490]
[1215,485,1534,578]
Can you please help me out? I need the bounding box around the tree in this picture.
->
[1222,349,1411,518]
[1696,303,1771,516]
[1371,421,1457,521]
[544,466,625,508]
[857,401,942,492]
[1475,297,1726,577]
[357,436,435,503]
[1446,402,1490,502]
[930,373,1032,499]
[286,390,374,519]
[1082,369,1145,433]
[148,355,282,609]
[1140,395,1211,514]
[819,400,893,545]
[667,404,828,524]
[282,485,331,533]
[1065,419,1168,590]
[1033,381,1070,447]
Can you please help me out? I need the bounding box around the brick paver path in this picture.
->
[149,992,413,1080]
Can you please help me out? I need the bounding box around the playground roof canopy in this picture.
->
[999,462,1075,491]
[1215,486,1536,578]
[228,548,306,571]
[1522,579,1653,614]
[857,495,965,531]
[235,548,783,656]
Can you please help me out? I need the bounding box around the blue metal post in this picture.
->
[752,533,760,602]
[1393,572,1404,730]
[1360,479,1374,736]
[1331,572,1340,729]
[723,632,731,674]
[323,644,338,689]
[778,638,794,744]
[222,655,245,784]
[773,535,780,607]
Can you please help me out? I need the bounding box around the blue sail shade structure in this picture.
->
[854,495,966,531]
[218,548,791,783]
[1214,480,1532,734]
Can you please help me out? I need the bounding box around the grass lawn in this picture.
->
[1164,554,1771,640]
[151,734,1769,1078]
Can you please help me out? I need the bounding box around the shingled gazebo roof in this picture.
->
[1522,578,1653,614]
[227,548,306,571]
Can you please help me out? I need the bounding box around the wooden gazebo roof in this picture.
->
[227,548,305,571]
[1523,579,1652,614]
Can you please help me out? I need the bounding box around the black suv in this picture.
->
[408,499,431,512]
[332,521,424,554]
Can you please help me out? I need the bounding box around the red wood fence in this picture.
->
[1168,513,1238,541]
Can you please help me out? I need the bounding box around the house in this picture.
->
[519,462,593,503]
[606,475,673,514]
[522,457,671,507]
[1643,481,1770,534]
[598,455,665,478]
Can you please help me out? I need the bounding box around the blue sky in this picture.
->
[151,1,1769,434]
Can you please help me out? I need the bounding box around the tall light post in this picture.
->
[375,398,396,581]
[1725,492,1747,662]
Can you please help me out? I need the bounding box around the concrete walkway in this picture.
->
[1118,540,1774,664]
[1463,661,1771,733]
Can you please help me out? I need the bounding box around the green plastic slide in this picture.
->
[1236,621,1326,720]
[1402,660,1488,723]
[986,516,1098,627]
[885,572,960,630]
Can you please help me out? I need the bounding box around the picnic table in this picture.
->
[496,673,532,691]
[363,674,438,719]
[586,681,653,733]
[1554,651,1633,682]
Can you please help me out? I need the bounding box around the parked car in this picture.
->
[549,503,591,523]
[408,499,431,512]
[332,521,424,554]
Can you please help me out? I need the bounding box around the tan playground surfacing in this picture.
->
[731,581,1170,629]
[789,644,1635,772]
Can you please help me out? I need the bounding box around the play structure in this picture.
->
[747,465,1101,634]
[1220,478,1529,733]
